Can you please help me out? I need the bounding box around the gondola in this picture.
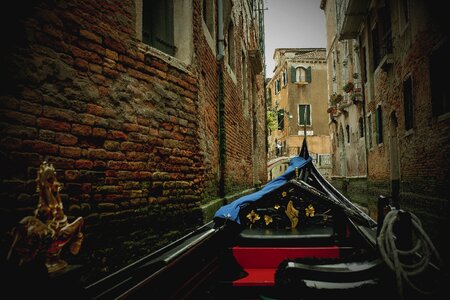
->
[85,139,444,300]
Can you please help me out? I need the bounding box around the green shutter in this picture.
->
[306,105,311,125]
[291,66,296,83]
[299,105,311,125]
[306,66,312,83]
[299,106,305,125]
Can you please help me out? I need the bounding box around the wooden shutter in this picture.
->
[291,66,296,83]
[306,66,312,83]
[299,105,310,125]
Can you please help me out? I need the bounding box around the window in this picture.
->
[298,104,311,126]
[403,76,414,130]
[296,67,306,82]
[227,21,235,72]
[372,1,393,68]
[275,79,281,94]
[361,46,367,84]
[359,117,364,138]
[376,105,384,144]
[430,39,449,117]
[282,70,287,86]
[368,114,373,148]
[291,66,311,83]
[138,0,192,63]
[277,109,285,130]
[203,0,214,35]
[142,0,175,56]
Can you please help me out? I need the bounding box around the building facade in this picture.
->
[321,0,449,262]
[267,48,331,179]
[0,0,266,283]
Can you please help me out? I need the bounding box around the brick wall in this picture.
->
[0,0,267,283]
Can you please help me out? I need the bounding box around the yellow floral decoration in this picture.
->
[246,210,260,227]
[305,204,315,217]
[264,215,273,226]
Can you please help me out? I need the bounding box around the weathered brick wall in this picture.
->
[220,6,267,194]
[392,31,450,199]
[192,0,220,199]
[368,18,450,199]
[366,69,390,181]
[0,0,203,283]
[0,0,267,284]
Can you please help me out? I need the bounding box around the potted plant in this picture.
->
[342,81,354,93]
[327,106,337,114]
[329,93,343,104]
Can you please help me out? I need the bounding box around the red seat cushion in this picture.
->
[231,246,340,286]
[232,246,340,269]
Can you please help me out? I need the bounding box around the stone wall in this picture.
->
[0,0,267,284]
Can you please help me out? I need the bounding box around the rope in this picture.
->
[377,209,442,299]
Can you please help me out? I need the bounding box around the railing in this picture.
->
[269,148,332,168]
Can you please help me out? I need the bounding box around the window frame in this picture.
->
[137,0,193,65]
[298,104,312,127]
[142,0,175,56]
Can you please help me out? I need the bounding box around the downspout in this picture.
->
[217,0,225,198]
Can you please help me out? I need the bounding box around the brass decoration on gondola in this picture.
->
[264,215,273,226]
[305,204,315,217]
[281,191,287,197]
[274,204,280,210]
[285,200,299,229]
[7,161,84,273]
[246,210,260,228]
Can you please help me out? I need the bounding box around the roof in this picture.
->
[273,48,326,59]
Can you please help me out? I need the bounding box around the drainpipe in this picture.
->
[217,0,225,198]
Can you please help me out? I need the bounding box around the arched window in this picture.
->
[296,67,306,82]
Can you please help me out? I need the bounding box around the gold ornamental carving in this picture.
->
[7,161,84,273]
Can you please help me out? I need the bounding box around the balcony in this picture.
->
[336,0,370,40]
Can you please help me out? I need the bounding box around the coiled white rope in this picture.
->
[377,209,442,299]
